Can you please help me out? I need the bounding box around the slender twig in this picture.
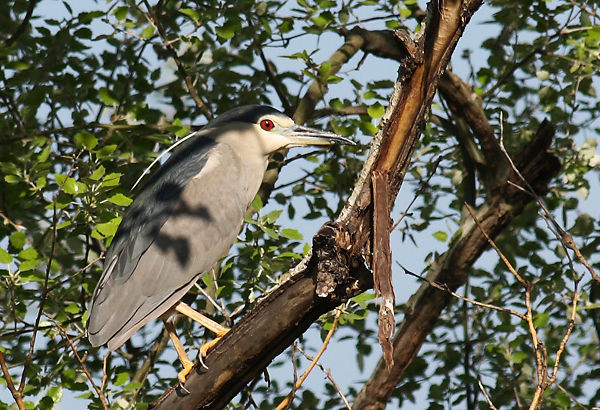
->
[257,45,292,115]
[0,351,25,410]
[294,345,351,409]
[54,322,109,409]
[399,263,527,321]
[287,343,298,410]
[498,114,599,284]
[478,379,498,410]
[465,204,528,288]
[194,283,232,324]
[0,90,27,135]
[391,156,443,231]
[142,0,212,119]
[275,306,343,410]
[0,210,25,230]
[556,383,588,409]
[47,253,104,294]
[18,151,82,393]
[5,0,38,46]
[101,353,110,393]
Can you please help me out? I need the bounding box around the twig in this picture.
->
[257,45,292,115]
[142,0,212,119]
[497,114,600,284]
[47,253,104,294]
[398,262,527,320]
[288,343,298,410]
[101,353,110,393]
[464,204,528,288]
[194,283,232,324]
[556,383,587,409]
[0,351,25,410]
[391,156,443,231]
[478,379,498,410]
[5,0,38,46]
[275,306,343,410]
[18,151,82,393]
[294,345,351,409]
[54,323,109,409]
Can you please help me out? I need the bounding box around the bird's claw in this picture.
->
[177,358,194,390]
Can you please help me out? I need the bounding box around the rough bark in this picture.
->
[152,0,483,408]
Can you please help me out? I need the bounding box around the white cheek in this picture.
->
[258,131,290,154]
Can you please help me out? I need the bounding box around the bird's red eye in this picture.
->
[260,119,275,131]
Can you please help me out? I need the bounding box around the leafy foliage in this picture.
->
[0,0,599,408]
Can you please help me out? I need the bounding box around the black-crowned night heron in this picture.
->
[87,105,353,382]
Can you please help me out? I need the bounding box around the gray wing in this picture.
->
[87,137,250,350]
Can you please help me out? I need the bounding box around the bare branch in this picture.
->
[142,0,212,119]
[54,323,109,409]
[295,344,352,409]
[5,0,38,46]
[0,351,25,410]
[275,307,342,410]
[400,263,527,321]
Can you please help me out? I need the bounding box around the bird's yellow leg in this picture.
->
[163,319,194,383]
[173,301,229,335]
[173,301,229,357]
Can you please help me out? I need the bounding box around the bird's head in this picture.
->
[209,105,355,155]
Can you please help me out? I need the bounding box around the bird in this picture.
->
[87,105,354,383]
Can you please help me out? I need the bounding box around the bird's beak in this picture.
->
[284,125,355,147]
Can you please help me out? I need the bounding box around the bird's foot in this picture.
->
[177,358,195,386]
[198,330,229,365]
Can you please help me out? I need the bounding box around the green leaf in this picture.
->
[47,386,63,403]
[533,312,550,327]
[113,6,128,21]
[90,165,106,181]
[386,20,400,29]
[179,8,200,22]
[36,176,47,189]
[102,173,122,187]
[351,292,376,308]
[367,102,385,118]
[93,218,122,240]
[64,303,80,314]
[56,221,72,230]
[108,193,133,206]
[97,145,117,159]
[74,130,98,150]
[141,25,155,39]
[0,248,13,264]
[433,231,448,242]
[4,175,20,184]
[251,195,263,211]
[19,247,39,260]
[9,231,26,250]
[98,87,118,105]
[19,259,40,272]
[281,228,303,240]
[262,227,279,239]
[216,19,241,40]
[114,372,129,386]
[510,351,528,364]
[38,145,51,162]
[264,209,282,224]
